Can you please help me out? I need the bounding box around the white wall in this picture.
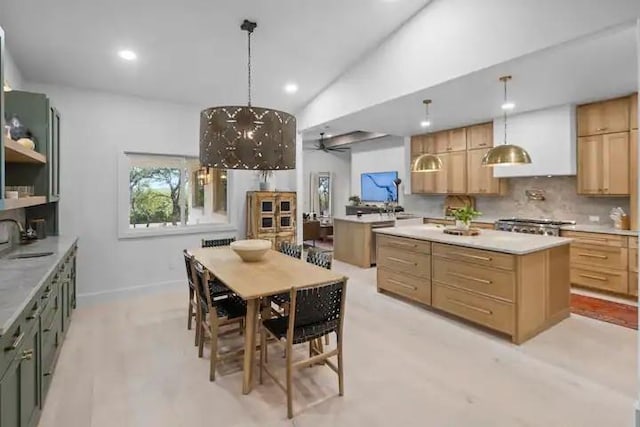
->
[4,48,23,90]
[302,147,350,216]
[25,83,257,300]
[350,136,406,204]
[299,0,640,130]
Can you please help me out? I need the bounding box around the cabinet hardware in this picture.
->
[448,272,492,284]
[452,252,492,262]
[479,143,487,146]
[578,273,608,281]
[41,290,52,300]
[388,279,417,291]
[26,305,40,320]
[43,372,52,377]
[596,127,608,131]
[578,253,608,259]
[388,241,417,248]
[20,349,33,361]
[387,257,416,266]
[5,332,24,352]
[446,298,493,315]
[44,328,52,333]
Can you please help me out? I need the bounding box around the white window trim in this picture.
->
[117,151,235,239]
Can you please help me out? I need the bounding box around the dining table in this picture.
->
[190,247,348,394]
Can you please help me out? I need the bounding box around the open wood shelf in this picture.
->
[4,137,47,164]
[1,196,48,210]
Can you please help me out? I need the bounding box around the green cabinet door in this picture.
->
[0,357,20,427]
[19,326,39,427]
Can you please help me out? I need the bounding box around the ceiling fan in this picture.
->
[305,132,350,153]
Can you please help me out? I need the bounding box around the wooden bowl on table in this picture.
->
[230,239,271,262]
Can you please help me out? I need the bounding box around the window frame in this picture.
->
[117,151,235,239]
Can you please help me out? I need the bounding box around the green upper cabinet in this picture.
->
[4,91,61,203]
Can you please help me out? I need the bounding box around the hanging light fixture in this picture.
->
[199,20,296,170]
[412,99,442,173]
[481,76,531,167]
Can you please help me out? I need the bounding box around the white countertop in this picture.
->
[559,224,637,237]
[333,213,420,224]
[374,225,572,255]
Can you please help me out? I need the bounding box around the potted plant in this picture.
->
[257,170,275,191]
[452,205,482,231]
[348,195,361,206]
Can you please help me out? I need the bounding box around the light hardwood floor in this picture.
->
[39,261,636,427]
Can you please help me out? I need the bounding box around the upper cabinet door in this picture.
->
[467,123,493,150]
[444,151,467,194]
[631,93,638,130]
[433,131,450,153]
[447,128,467,152]
[467,148,500,195]
[410,135,423,156]
[577,136,603,195]
[602,132,629,196]
[577,97,630,136]
[631,129,638,230]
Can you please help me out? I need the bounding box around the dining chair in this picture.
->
[193,261,247,381]
[259,280,347,419]
[201,237,236,248]
[304,249,333,346]
[278,241,303,259]
[183,250,199,345]
[271,242,304,315]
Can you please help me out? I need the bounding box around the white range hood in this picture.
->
[492,104,576,177]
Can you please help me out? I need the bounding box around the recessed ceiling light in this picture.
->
[501,102,515,110]
[284,83,298,94]
[118,50,137,61]
[420,120,431,128]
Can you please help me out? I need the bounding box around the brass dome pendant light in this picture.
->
[481,76,531,167]
[412,100,443,172]
[199,20,296,170]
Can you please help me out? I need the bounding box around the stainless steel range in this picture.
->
[494,218,576,236]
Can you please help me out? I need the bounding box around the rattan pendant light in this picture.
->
[199,20,296,170]
[482,76,531,167]
[412,100,442,172]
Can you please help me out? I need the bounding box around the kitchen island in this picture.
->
[374,225,572,344]
[333,214,422,267]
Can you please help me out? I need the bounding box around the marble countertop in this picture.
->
[333,213,420,224]
[559,224,637,237]
[0,236,77,336]
[423,215,501,224]
[374,225,572,255]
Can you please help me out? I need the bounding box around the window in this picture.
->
[119,153,230,237]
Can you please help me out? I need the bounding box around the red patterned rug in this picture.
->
[571,294,637,330]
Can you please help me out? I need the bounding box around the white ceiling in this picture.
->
[304,24,638,141]
[0,0,430,112]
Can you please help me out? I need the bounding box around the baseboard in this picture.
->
[77,279,183,306]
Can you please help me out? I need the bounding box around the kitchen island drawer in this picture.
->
[377,246,430,278]
[377,234,431,254]
[432,258,515,302]
[432,283,514,335]
[561,230,627,247]
[630,272,638,296]
[433,243,514,271]
[377,268,431,305]
[570,267,628,293]
[570,245,627,270]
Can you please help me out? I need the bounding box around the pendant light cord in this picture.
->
[503,78,508,145]
[247,30,252,107]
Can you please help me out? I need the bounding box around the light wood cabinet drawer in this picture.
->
[432,284,514,335]
[629,247,638,273]
[561,230,627,247]
[570,267,628,293]
[629,237,638,249]
[433,243,514,271]
[377,247,430,278]
[629,272,638,296]
[570,245,627,270]
[432,258,515,302]
[377,234,431,254]
[377,268,431,305]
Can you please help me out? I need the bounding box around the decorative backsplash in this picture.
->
[405,176,630,225]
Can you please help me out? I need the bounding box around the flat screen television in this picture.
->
[360,171,398,203]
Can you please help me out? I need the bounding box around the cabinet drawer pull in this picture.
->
[448,272,492,284]
[387,279,417,291]
[578,273,608,281]
[5,332,25,352]
[41,290,52,300]
[479,143,487,146]
[452,252,492,262]
[578,253,608,259]
[388,240,418,248]
[20,349,33,361]
[446,298,493,315]
[387,257,416,266]
[596,127,608,131]
[26,306,40,320]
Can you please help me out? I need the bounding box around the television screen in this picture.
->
[361,171,398,202]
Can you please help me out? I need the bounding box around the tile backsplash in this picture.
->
[404,176,630,225]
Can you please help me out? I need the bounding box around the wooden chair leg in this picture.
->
[197,318,205,358]
[187,289,194,330]
[259,327,266,385]
[210,314,219,382]
[286,340,293,419]
[324,334,330,346]
[194,306,200,347]
[337,333,344,396]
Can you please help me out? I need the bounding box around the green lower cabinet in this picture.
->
[0,357,20,427]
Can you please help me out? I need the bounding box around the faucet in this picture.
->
[0,219,26,244]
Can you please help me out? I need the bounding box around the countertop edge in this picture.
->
[0,237,78,336]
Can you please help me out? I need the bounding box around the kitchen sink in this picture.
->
[4,251,54,260]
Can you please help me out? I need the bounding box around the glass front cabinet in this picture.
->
[246,191,297,247]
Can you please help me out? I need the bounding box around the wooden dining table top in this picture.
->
[190,247,347,300]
